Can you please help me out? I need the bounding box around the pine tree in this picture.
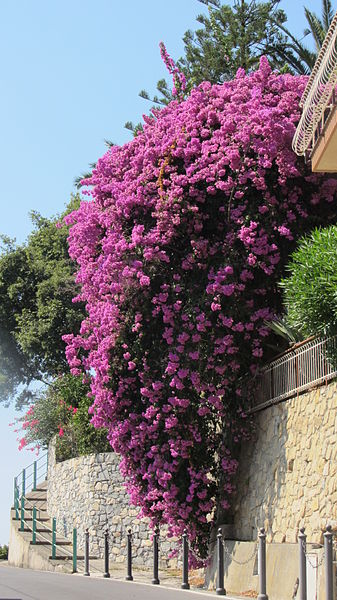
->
[141,0,290,106]
[141,0,336,107]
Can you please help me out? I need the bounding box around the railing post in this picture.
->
[15,487,19,520]
[20,495,25,532]
[22,468,26,499]
[32,507,37,544]
[51,517,57,559]
[84,528,90,576]
[126,528,133,581]
[324,526,333,600]
[72,528,77,573]
[216,528,226,596]
[14,478,19,520]
[152,527,160,585]
[13,477,17,510]
[33,461,37,491]
[298,527,307,600]
[104,528,110,578]
[257,528,268,600]
[181,528,190,590]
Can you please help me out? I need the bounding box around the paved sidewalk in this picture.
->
[0,563,244,600]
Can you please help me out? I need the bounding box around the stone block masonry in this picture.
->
[47,377,336,573]
[233,380,337,544]
[47,445,180,567]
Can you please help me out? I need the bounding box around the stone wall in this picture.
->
[233,380,337,544]
[46,378,336,568]
[47,445,179,567]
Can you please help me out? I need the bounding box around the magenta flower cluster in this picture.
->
[159,42,186,98]
[64,58,337,557]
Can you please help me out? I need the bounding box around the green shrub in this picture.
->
[72,395,111,455]
[281,226,337,338]
[0,545,8,560]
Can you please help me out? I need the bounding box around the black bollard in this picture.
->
[257,528,268,600]
[84,528,90,576]
[181,529,190,590]
[298,528,306,600]
[104,528,110,578]
[216,528,226,596]
[324,526,333,600]
[126,528,133,581]
[152,527,160,585]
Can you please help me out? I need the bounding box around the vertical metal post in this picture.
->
[14,479,19,520]
[32,507,37,544]
[104,529,110,578]
[72,528,77,573]
[298,527,307,600]
[324,526,333,600]
[22,469,26,499]
[51,517,57,559]
[152,527,160,585]
[181,528,190,590]
[33,461,37,491]
[257,528,268,600]
[20,495,25,531]
[13,477,17,510]
[216,528,226,596]
[84,528,90,576]
[126,528,133,581]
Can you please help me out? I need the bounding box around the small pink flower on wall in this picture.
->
[63,58,337,561]
[58,427,64,438]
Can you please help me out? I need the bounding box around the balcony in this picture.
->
[292,12,337,172]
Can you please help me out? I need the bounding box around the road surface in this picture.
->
[0,564,218,600]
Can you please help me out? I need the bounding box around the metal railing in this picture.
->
[249,335,337,412]
[14,453,48,505]
[292,11,337,157]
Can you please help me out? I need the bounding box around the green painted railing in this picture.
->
[12,453,80,569]
[13,452,48,514]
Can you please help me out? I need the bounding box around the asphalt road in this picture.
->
[0,565,216,600]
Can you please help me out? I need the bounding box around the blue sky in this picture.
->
[0,0,327,545]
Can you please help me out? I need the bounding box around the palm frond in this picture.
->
[73,171,92,189]
[304,7,326,51]
[272,17,316,71]
[322,0,334,32]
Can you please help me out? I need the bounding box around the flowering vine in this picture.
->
[12,398,78,453]
[159,42,186,99]
[63,58,337,558]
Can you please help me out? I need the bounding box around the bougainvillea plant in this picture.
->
[12,385,78,454]
[63,57,337,559]
[12,374,110,460]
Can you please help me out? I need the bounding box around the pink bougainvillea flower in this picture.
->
[63,58,337,560]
